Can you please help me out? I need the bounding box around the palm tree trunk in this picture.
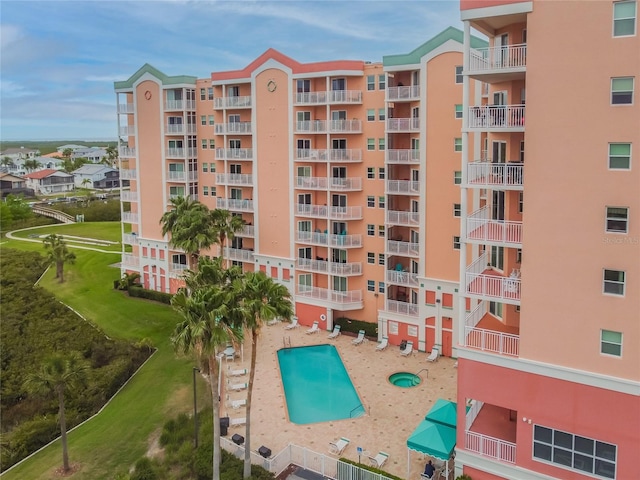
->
[209,354,221,480]
[243,329,258,478]
[57,387,70,472]
[57,261,64,283]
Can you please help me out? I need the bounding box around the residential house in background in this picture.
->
[0,173,34,198]
[72,164,118,188]
[0,147,41,162]
[24,169,74,195]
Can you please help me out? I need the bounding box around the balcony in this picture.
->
[165,123,197,135]
[120,169,137,180]
[122,233,138,245]
[465,303,520,357]
[214,122,252,135]
[167,171,198,182]
[468,105,525,131]
[295,204,362,220]
[386,179,420,195]
[119,125,136,136]
[214,95,252,109]
[294,90,362,105]
[387,240,419,256]
[387,85,420,101]
[387,149,420,164]
[118,103,134,114]
[297,258,328,274]
[170,263,188,275]
[465,253,521,304]
[296,120,327,133]
[466,161,523,190]
[295,91,327,104]
[295,176,327,190]
[216,198,254,212]
[122,212,139,224]
[386,210,419,226]
[121,253,139,268]
[236,225,255,238]
[120,190,138,202]
[386,269,419,287]
[465,432,516,465]
[215,148,253,161]
[384,299,418,317]
[295,149,362,163]
[166,148,197,159]
[295,231,362,248]
[387,118,420,132]
[164,99,196,111]
[119,147,136,158]
[295,177,361,191]
[330,205,362,220]
[296,286,363,310]
[466,207,522,246]
[330,119,361,133]
[465,402,517,465]
[223,247,254,262]
[468,44,526,82]
[215,174,253,186]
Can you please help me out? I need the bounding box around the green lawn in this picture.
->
[1,225,210,479]
[9,222,124,252]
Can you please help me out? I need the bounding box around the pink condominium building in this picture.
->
[456,1,639,479]
[114,27,486,356]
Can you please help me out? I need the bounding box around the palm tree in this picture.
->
[105,145,118,168]
[43,234,76,283]
[1,156,14,170]
[238,271,293,478]
[160,196,216,270]
[171,264,244,480]
[23,159,40,172]
[23,353,89,473]
[210,209,245,269]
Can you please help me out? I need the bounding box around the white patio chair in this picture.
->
[306,321,319,334]
[400,341,413,356]
[375,337,388,351]
[327,325,341,339]
[284,317,299,330]
[426,346,439,362]
[368,451,389,468]
[352,330,366,346]
[328,437,350,455]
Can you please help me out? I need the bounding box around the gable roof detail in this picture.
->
[25,169,72,179]
[114,63,197,90]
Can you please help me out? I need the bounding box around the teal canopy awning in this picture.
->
[425,399,458,428]
[406,419,456,461]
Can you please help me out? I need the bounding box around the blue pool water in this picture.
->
[277,344,365,424]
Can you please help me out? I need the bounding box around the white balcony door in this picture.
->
[299,274,312,288]
[297,166,311,177]
[298,221,311,232]
[228,114,240,123]
[332,139,346,149]
[299,247,312,259]
[493,91,506,106]
[332,194,347,207]
[495,33,509,67]
[332,249,347,263]
[332,166,346,179]
[228,86,239,97]
[492,141,507,164]
[332,276,347,292]
[230,188,242,200]
[298,139,311,149]
[297,79,310,93]
[297,111,311,122]
[331,78,345,91]
[411,138,419,150]
[229,139,241,149]
[333,221,346,235]
[298,193,311,204]
[492,190,505,221]
[332,110,346,121]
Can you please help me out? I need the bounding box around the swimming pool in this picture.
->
[277,344,365,424]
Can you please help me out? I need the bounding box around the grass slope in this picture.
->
[1,224,209,479]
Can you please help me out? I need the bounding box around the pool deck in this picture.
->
[222,323,458,479]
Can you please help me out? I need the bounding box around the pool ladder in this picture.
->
[415,368,429,379]
[283,336,291,348]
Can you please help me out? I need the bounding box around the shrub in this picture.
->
[127,286,172,304]
[334,317,377,338]
[131,457,158,480]
[338,458,403,480]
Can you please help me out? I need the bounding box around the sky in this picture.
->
[0,0,463,141]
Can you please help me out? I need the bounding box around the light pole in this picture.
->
[192,366,200,448]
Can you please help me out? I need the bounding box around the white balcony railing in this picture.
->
[118,103,134,114]
[297,258,328,273]
[295,204,328,218]
[387,149,420,164]
[385,299,419,317]
[465,327,520,356]
[215,174,253,186]
[170,263,188,274]
[329,205,362,220]
[465,400,484,430]
[214,95,252,109]
[119,125,136,136]
[122,233,138,245]
[121,212,139,223]
[386,210,419,226]
[223,247,254,262]
[121,253,139,268]
[329,233,362,248]
[119,147,136,158]
[387,240,419,256]
[330,177,362,190]
[467,207,523,246]
[297,286,362,305]
[387,118,420,132]
[296,120,327,133]
[295,91,328,104]
[469,43,527,72]
[120,190,138,202]
[465,255,521,303]
[330,262,362,276]
[387,85,420,101]
[328,90,362,103]
[237,225,255,237]
[295,176,328,190]
[165,123,196,134]
[216,198,254,212]
[465,431,516,464]
[296,231,328,245]
[166,147,197,158]
[329,119,361,133]
[467,161,524,188]
[120,169,137,180]
[386,270,419,286]
[468,105,525,129]
[295,231,362,248]
[386,180,420,194]
[214,122,252,134]
[295,149,362,163]
[215,148,253,160]
[164,99,196,111]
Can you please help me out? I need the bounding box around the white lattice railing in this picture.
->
[295,149,362,162]
[469,43,527,71]
[465,431,516,464]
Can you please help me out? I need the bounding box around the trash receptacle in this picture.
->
[232,433,244,445]
[258,446,272,458]
[220,416,230,436]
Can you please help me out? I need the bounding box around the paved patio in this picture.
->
[223,322,458,479]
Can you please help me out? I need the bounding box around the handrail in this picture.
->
[349,402,365,418]
[415,368,429,379]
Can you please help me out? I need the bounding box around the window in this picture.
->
[367,196,375,208]
[202,163,208,173]
[209,139,215,149]
[388,321,398,335]
[606,207,629,232]
[367,75,375,90]
[208,87,213,100]
[378,108,385,121]
[601,330,623,356]
[379,167,385,179]
[611,77,634,104]
[378,138,385,150]
[367,167,375,179]
[378,74,385,90]
[209,163,216,172]
[211,187,216,197]
[533,425,617,479]
[454,171,462,184]
[367,252,375,264]
[367,224,375,236]
[200,88,206,100]
[367,138,375,150]
[453,236,461,249]
[519,192,524,213]
[378,253,385,265]
[516,248,522,263]
[203,186,209,196]
[454,138,462,152]
[378,225,385,237]
[201,115,206,126]
[208,115,215,125]
[297,79,310,93]
[453,204,461,217]
[367,109,375,121]
[378,196,385,208]
[378,281,385,293]
[603,269,625,295]
[609,143,631,169]
[201,139,207,149]
[613,1,637,36]
[455,104,463,119]
[367,280,375,292]
[455,66,463,84]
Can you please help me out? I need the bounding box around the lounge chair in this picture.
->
[228,367,248,377]
[400,341,413,356]
[327,325,341,339]
[368,451,389,468]
[352,330,366,346]
[229,417,246,427]
[284,317,299,330]
[306,321,319,334]
[375,337,388,351]
[228,381,248,392]
[226,395,246,409]
[328,437,350,455]
[267,317,281,326]
[426,346,439,362]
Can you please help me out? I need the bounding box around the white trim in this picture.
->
[213,77,252,86]
[461,1,533,22]
[384,63,421,73]
[455,450,559,480]
[292,69,365,79]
